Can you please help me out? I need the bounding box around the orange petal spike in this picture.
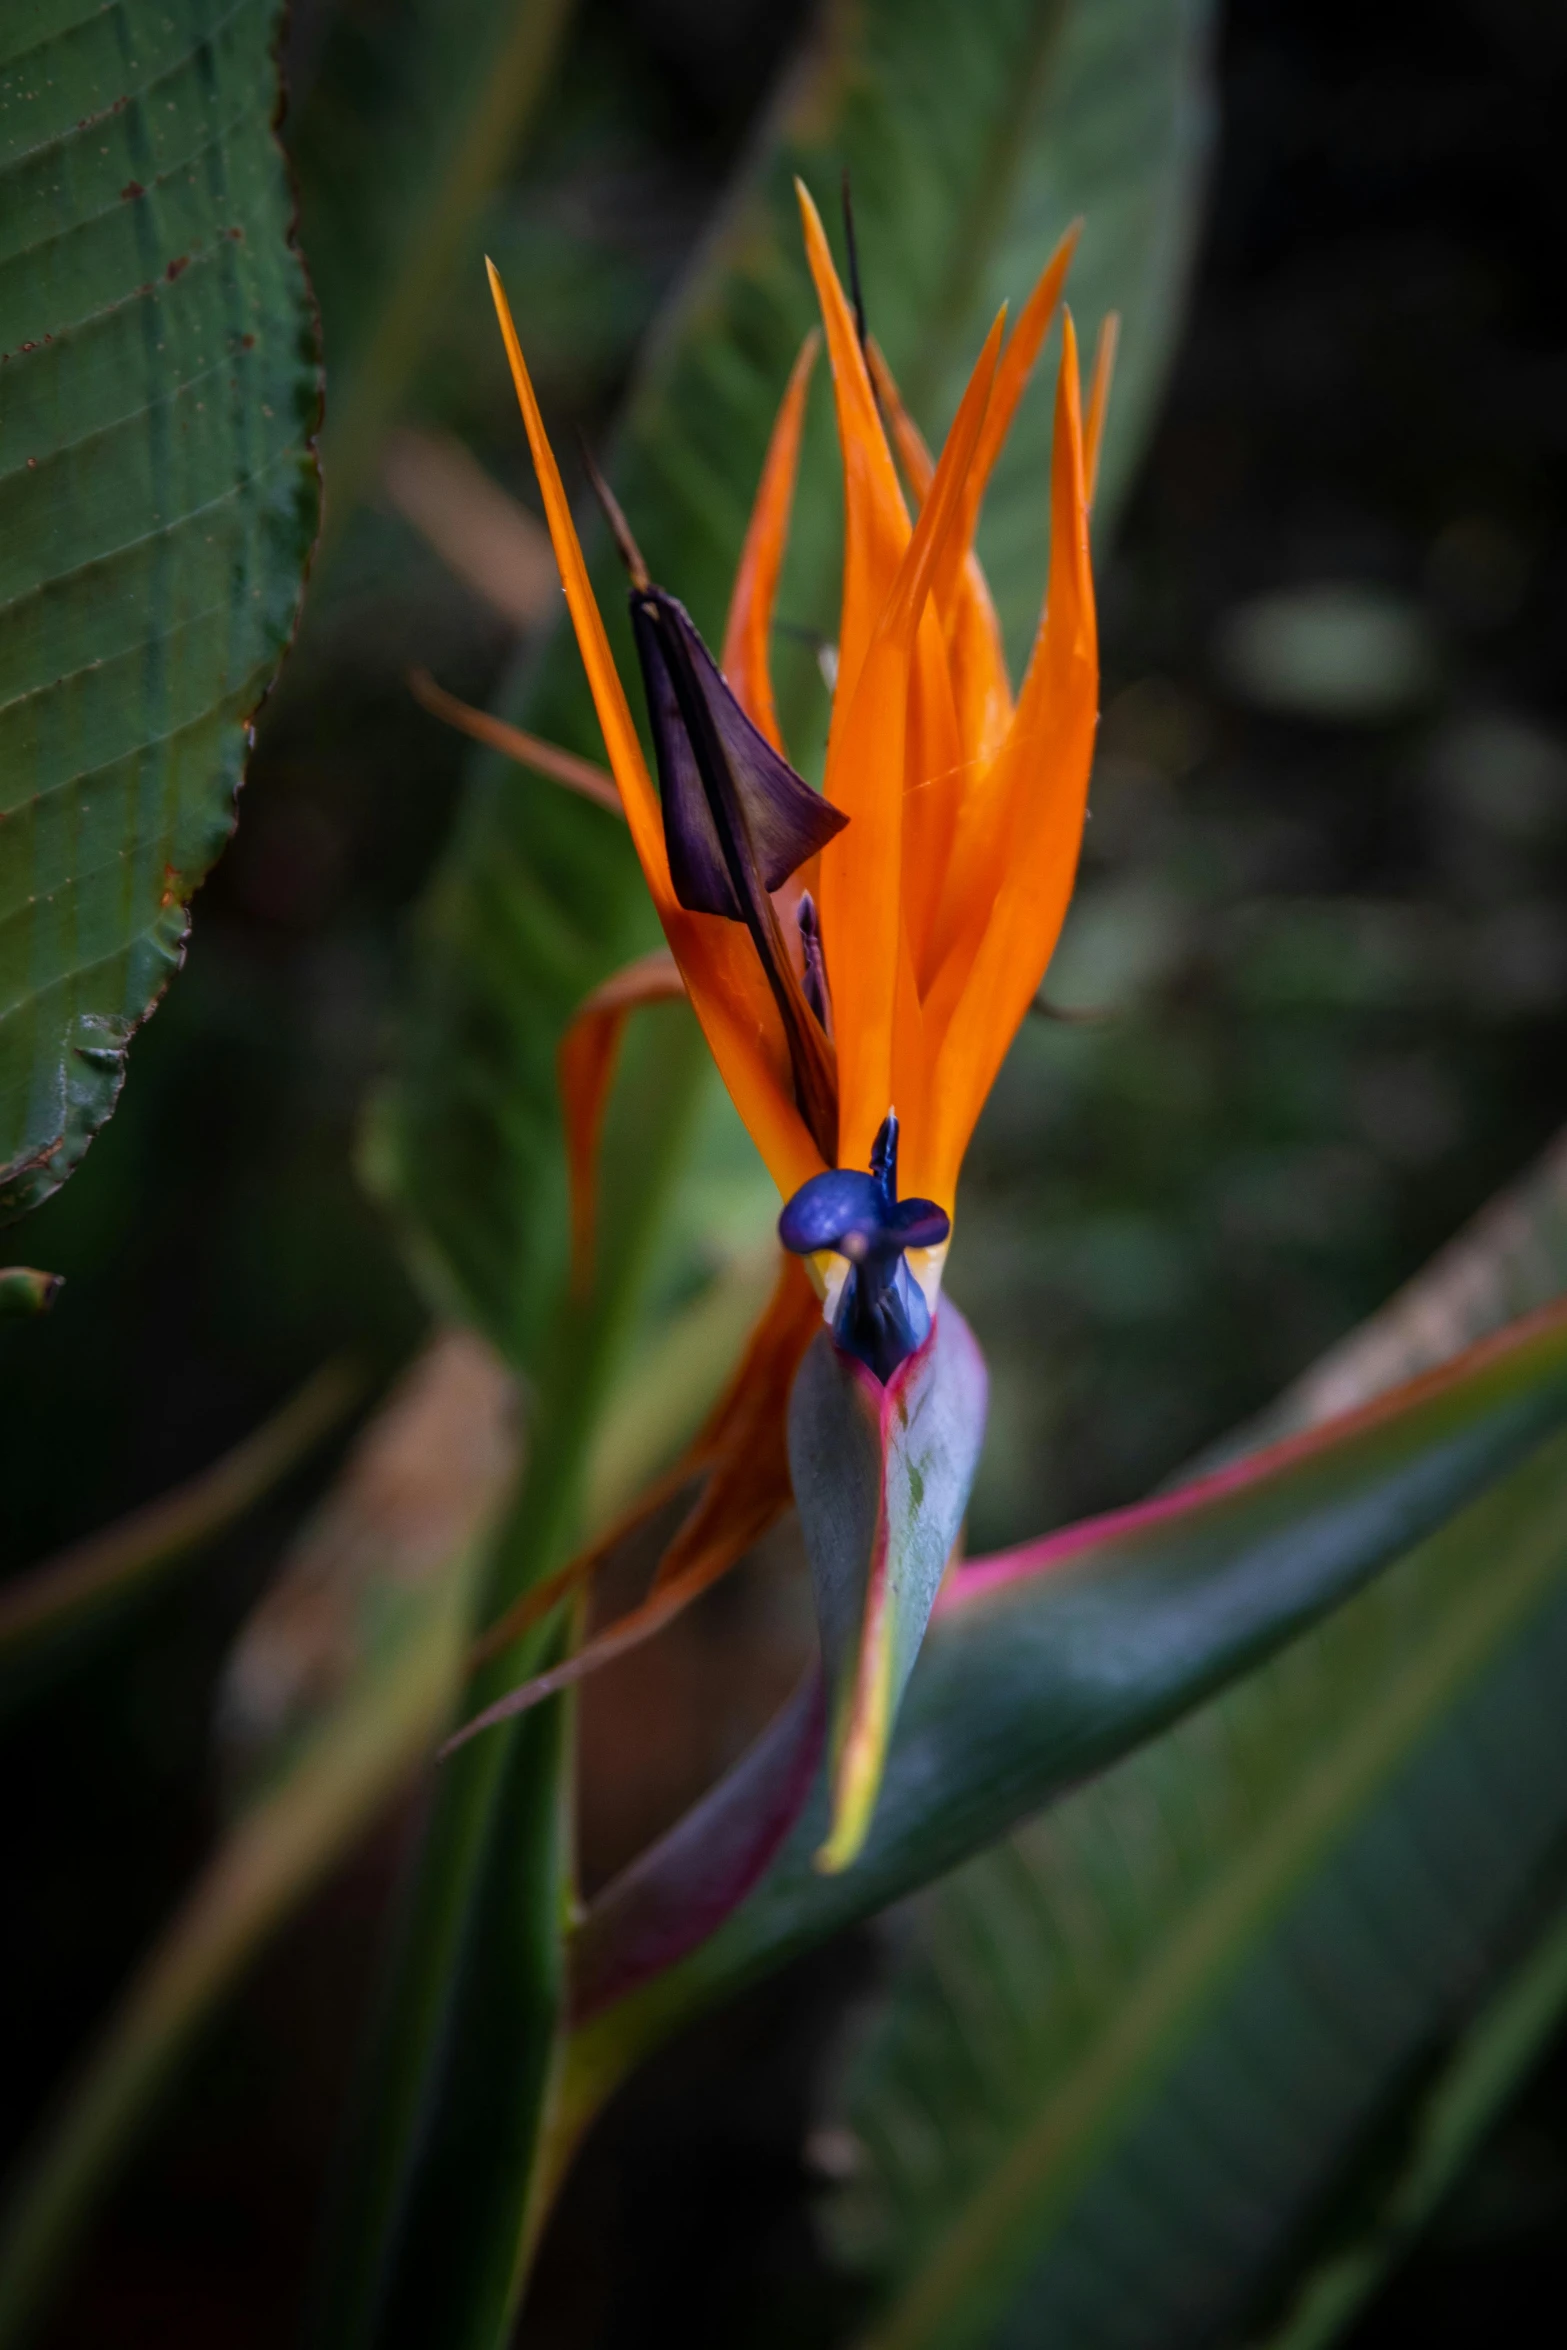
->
[409,668,624,816]
[676,928,830,1200]
[487,259,825,1202]
[925,223,1079,768]
[873,308,1004,692]
[914,311,1098,1207]
[868,339,1012,771]
[660,1253,820,1516]
[442,1538,737,1740]
[920,223,1079,642]
[795,183,911,721]
[443,1485,770,1741]
[965,221,1080,533]
[486,261,668,890]
[900,606,969,989]
[467,1450,695,1670]
[867,338,935,503]
[559,950,688,1292]
[651,1250,821,1589]
[823,308,1006,1169]
[721,331,819,749]
[1084,311,1120,505]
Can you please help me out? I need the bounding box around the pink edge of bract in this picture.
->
[568,1668,828,2022]
[940,1292,1567,1611]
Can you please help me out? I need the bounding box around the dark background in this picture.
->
[5,0,1567,2340]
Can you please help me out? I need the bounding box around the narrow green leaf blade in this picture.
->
[0,0,320,1213]
[0,1333,519,2348]
[314,1008,714,2350]
[1262,1886,1567,2350]
[0,1358,358,1704]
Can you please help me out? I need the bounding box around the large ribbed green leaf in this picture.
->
[0,0,320,1215]
[822,1126,1567,2350]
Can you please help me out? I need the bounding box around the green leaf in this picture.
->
[376,0,1217,1362]
[818,1127,1567,2350]
[0,0,320,1215]
[313,1005,713,2350]
[1261,1885,1567,2350]
[0,1332,519,2348]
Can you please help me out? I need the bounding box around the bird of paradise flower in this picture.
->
[439,182,1113,1871]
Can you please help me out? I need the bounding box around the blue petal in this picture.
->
[778,1168,884,1254]
[779,1144,952,1384]
[889,1197,950,1250]
[836,1257,932,1383]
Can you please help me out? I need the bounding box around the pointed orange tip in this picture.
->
[1084,312,1120,506]
[409,669,624,816]
[1059,304,1082,399]
[793,176,838,269]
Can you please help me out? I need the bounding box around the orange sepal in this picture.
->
[795,184,911,723]
[650,1249,821,1585]
[443,1256,822,1749]
[559,950,688,1292]
[822,307,1007,1169]
[961,222,1080,554]
[868,341,1015,785]
[721,331,819,748]
[487,262,665,881]
[914,312,1098,1205]
[409,668,624,816]
[487,259,825,1201]
[1084,312,1120,504]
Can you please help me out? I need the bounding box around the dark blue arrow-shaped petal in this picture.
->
[779,1111,951,1382]
[630,586,847,920]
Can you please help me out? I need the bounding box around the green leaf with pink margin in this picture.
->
[789,1303,989,1874]
[553,1295,1567,2157]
